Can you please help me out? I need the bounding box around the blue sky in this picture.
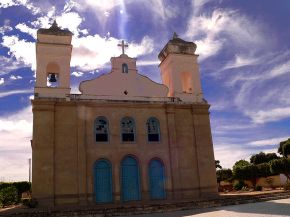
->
[0,0,290,181]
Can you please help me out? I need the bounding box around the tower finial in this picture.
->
[173,32,178,39]
[50,20,59,30]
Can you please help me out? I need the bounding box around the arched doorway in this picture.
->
[94,159,113,203]
[149,159,166,199]
[121,156,141,201]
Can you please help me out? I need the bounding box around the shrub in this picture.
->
[255,185,262,191]
[233,180,247,190]
[270,158,290,180]
[216,169,233,185]
[21,198,38,208]
[241,186,249,191]
[0,186,18,208]
[283,182,290,190]
[13,182,31,197]
[0,182,31,201]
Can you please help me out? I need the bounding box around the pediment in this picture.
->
[79,55,168,98]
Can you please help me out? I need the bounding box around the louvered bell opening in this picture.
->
[48,73,57,82]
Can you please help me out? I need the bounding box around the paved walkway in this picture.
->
[123,198,290,217]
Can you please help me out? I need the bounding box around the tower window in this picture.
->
[47,73,59,87]
[122,63,128,73]
[146,117,160,142]
[46,62,60,88]
[121,117,135,142]
[95,117,109,142]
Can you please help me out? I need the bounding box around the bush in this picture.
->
[21,198,38,208]
[255,185,262,191]
[283,182,290,190]
[13,182,31,197]
[241,186,249,191]
[233,180,247,190]
[0,182,31,201]
[0,186,18,208]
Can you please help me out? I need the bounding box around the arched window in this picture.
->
[146,117,160,142]
[121,117,135,142]
[95,117,109,142]
[46,62,60,87]
[122,63,128,73]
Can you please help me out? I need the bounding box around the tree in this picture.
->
[250,152,280,165]
[215,160,222,169]
[256,163,277,177]
[0,186,18,208]
[233,160,250,172]
[234,164,258,187]
[216,169,232,186]
[270,158,290,181]
[278,138,290,158]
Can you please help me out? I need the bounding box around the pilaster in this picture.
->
[32,101,56,206]
[165,104,181,199]
[191,104,218,197]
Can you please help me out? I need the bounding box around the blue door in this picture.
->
[94,159,113,203]
[149,159,166,199]
[121,156,141,201]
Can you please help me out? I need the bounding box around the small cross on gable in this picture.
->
[118,40,128,55]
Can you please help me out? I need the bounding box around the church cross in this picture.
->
[118,40,128,55]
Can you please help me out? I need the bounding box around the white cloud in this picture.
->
[195,38,223,61]
[137,60,160,66]
[10,75,23,80]
[249,107,290,124]
[63,0,80,13]
[0,56,26,76]
[218,51,290,125]
[0,78,4,85]
[19,9,86,38]
[0,19,13,35]
[192,0,212,15]
[1,36,35,70]
[81,0,122,12]
[73,0,177,29]
[0,89,33,98]
[0,106,32,181]
[267,60,290,79]
[30,6,56,29]
[72,35,154,71]
[186,9,265,60]
[3,2,154,73]
[248,137,289,147]
[214,143,254,169]
[0,0,20,8]
[15,23,37,38]
[223,55,261,70]
[71,71,84,77]
[0,0,40,14]
[56,12,85,37]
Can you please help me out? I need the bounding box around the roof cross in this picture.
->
[118,40,128,55]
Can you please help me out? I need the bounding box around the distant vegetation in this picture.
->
[0,181,31,208]
[216,138,290,191]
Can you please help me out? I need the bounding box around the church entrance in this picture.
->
[94,159,113,203]
[121,156,141,201]
[149,159,166,200]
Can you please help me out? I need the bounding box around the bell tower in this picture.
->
[35,21,73,98]
[158,33,203,102]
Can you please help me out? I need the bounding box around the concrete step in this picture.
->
[1,191,289,217]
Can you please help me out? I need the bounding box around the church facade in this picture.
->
[31,22,217,207]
